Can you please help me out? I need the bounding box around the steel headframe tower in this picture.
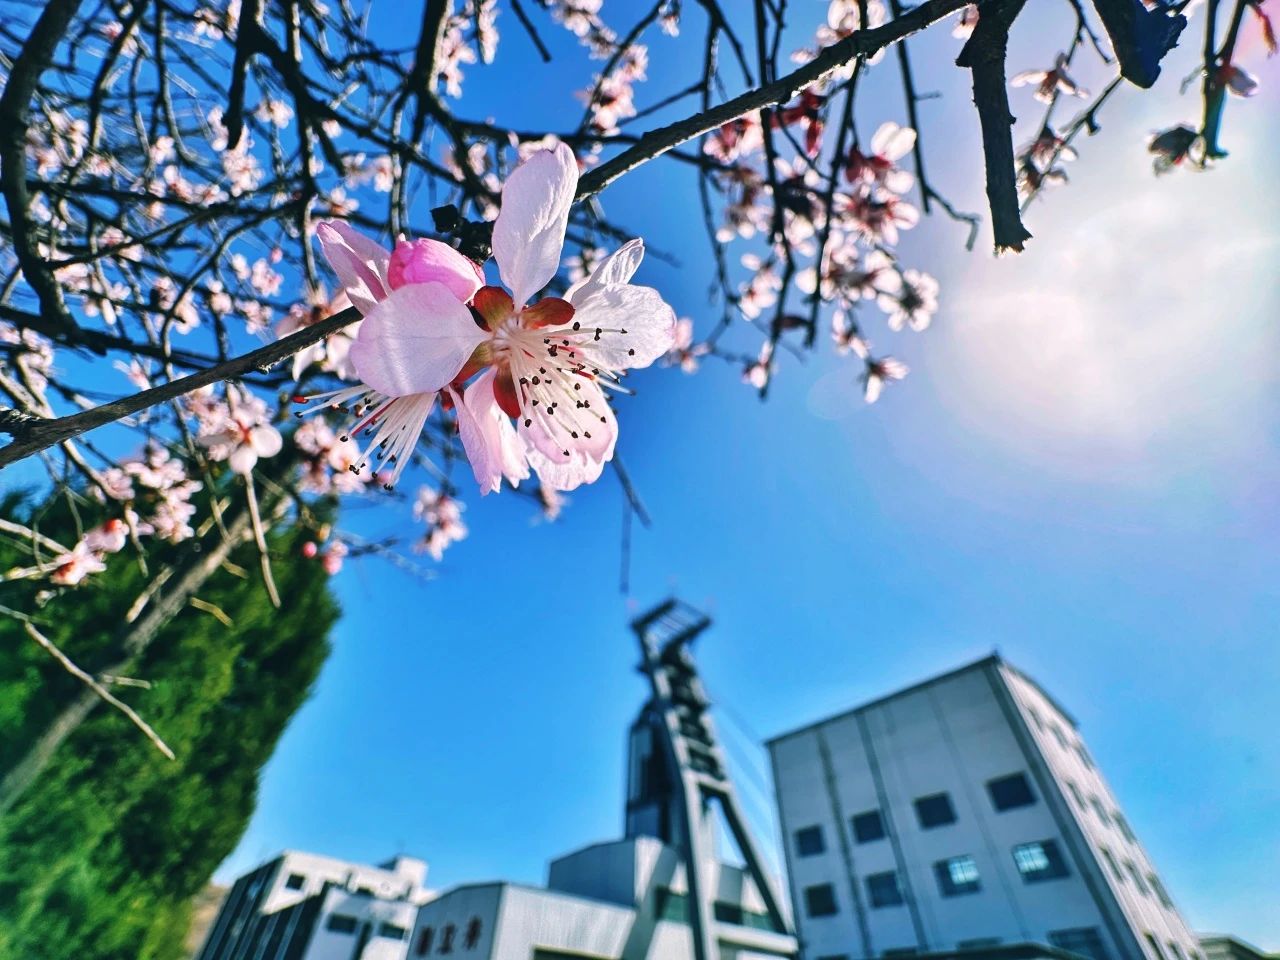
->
[626,599,795,960]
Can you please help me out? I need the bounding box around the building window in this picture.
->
[883,951,918,958]
[326,914,358,934]
[934,856,981,896]
[1076,743,1096,770]
[1052,725,1069,749]
[987,773,1036,811]
[959,940,1003,951]
[1148,874,1174,909]
[284,872,306,891]
[1012,840,1069,882]
[852,809,886,844]
[1067,781,1086,808]
[378,923,408,941]
[1114,813,1137,844]
[1146,935,1167,960]
[1027,706,1044,730]
[1049,928,1110,960]
[1169,943,1186,960]
[1127,862,1149,896]
[440,923,456,953]
[804,883,839,917]
[1101,847,1124,883]
[655,887,689,922]
[914,792,957,829]
[865,871,904,908]
[795,825,826,857]
[714,902,744,924]
[416,927,434,956]
[465,917,482,949]
[1090,797,1110,825]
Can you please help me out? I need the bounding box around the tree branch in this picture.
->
[0,0,85,334]
[0,307,360,469]
[575,0,970,201]
[956,0,1034,253]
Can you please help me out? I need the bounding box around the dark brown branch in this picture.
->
[0,0,85,335]
[0,308,360,469]
[956,0,1034,253]
[576,0,970,201]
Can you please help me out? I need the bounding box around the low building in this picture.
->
[1198,936,1278,960]
[195,850,431,960]
[405,836,795,960]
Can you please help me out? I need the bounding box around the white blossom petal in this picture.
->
[348,282,486,397]
[566,238,645,305]
[492,143,579,308]
[453,368,529,494]
[568,283,678,370]
[316,221,391,313]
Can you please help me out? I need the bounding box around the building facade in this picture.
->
[767,655,1200,960]
[195,850,432,960]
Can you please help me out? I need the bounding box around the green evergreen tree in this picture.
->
[0,487,339,960]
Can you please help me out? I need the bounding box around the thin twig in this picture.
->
[23,620,176,761]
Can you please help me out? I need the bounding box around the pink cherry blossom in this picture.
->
[297,220,487,486]
[845,122,916,194]
[1011,53,1090,103]
[450,144,677,493]
[50,540,107,586]
[413,486,468,560]
[196,384,283,475]
[878,269,939,332]
[663,318,708,373]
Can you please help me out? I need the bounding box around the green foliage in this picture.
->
[0,489,339,960]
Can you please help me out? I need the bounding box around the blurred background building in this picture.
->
[194,609,1264,960]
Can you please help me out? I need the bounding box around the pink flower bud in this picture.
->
[301,541,318,559]
[387,237,485,303]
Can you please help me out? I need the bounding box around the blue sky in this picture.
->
[63,0,1280,946]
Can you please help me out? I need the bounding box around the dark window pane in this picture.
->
[987,773,1036,811]
[1146,935,1168,960]
[655,887,689,922]
[416,927,434,956]
[1012,840,1069,882]
[959,940,1003,951]
[934,856,981,896]
[804,883,839,918]
[378,923,407,941]
[865,871,904,908]
[1049,928,1110,960]
[852,810,886,844]
[1149,875,1174,909]
[326,914,358,934]
[795,825,826,857]
[284,872,306,890]
[914,793,957,829]
[1127,863,1149,895]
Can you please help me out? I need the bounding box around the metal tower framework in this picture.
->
[627,600,795,960]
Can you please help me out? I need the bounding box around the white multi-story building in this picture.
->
[195,850,432,960]
[766,654,1200,960]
